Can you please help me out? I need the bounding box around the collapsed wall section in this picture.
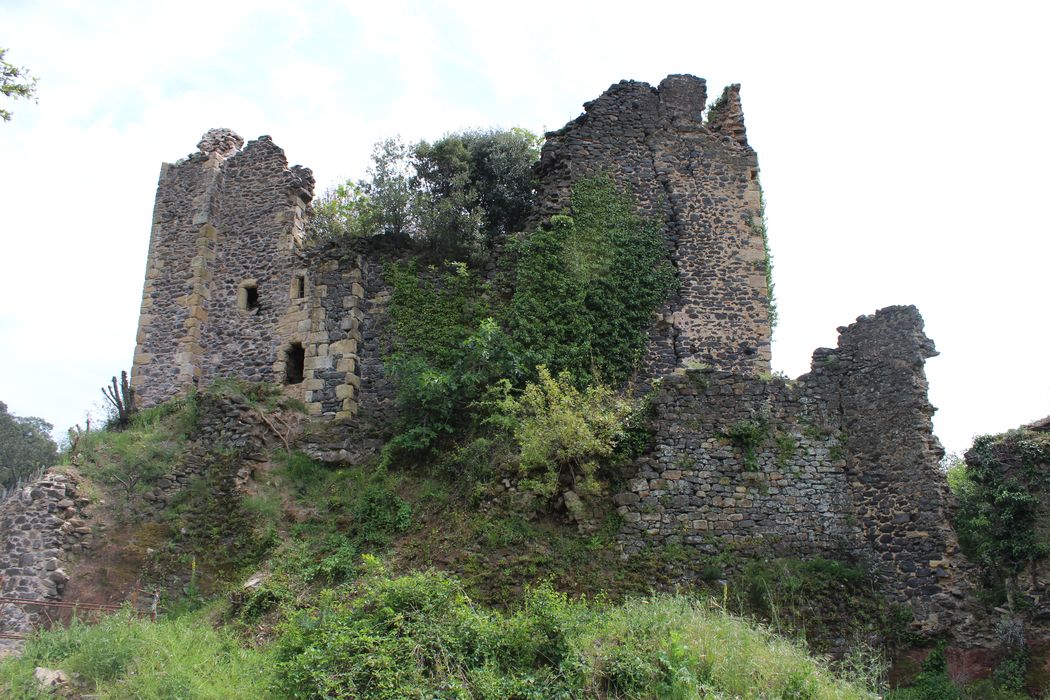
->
[616,306,964,629]
[534,75,771,377]
[813,306,960,616]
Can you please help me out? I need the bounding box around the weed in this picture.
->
[725,418,769,470]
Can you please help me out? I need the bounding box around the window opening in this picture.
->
[294,275,305,299]
[239,280,260,312]
[285,343,305,385]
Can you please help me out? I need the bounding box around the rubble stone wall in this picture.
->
[130,128,399,430]
[0,471,90,654]
[616,306,964,630]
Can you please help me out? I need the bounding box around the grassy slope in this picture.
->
[0,391,890,698]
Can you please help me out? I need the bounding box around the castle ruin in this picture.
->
[129,75,964,631]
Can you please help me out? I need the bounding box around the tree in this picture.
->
[414,128,541,257]
[306,180,376,244]
[1,47,37,122]
[0,401,57,488]
[305,129,540,258]
[366,137,419,239]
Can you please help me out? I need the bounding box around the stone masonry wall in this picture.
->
[198,136,314,388]
[0,471,91,654]
[132,128,314,406]
[534,75,771,378]
[131,131,394,430]
[616,306,965,631]
[617,369,859,560]
[277,241,396,426]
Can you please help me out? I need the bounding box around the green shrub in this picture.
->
[501,366,632,499]
[725,418,769,470]
[271,568,871,700]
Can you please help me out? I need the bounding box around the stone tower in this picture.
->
[130,129,315,408]
[534,75,772,376]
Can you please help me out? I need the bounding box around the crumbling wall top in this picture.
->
[197,128,244,159]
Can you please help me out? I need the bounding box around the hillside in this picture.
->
[0,383,891,698]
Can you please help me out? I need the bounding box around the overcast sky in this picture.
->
[1,0,1046,454]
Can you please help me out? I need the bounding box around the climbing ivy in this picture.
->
[384,175,675,471]
[505,174,677,387]
[384,262,516,456]
[949,428,1050,605]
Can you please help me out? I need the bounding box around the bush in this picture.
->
[271,568,872,699]
[500,366,632,499]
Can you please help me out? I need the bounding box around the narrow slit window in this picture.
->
[239,280,260,312]
[294,275,305,299]
[245,285,259,310]
[285,343,305,384]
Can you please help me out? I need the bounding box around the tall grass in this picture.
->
[0,609,274,699]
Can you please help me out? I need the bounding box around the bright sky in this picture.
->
[1,0,1046,454]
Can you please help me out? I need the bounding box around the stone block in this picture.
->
[304,355,333,371]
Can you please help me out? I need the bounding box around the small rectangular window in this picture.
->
[285,343,305,384]
[238,280,260,312]
[293,275,305,299]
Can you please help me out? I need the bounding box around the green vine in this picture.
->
[505,173,677,387]
[950,428,1050,605]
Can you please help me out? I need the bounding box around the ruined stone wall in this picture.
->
[534,75,771,378]
[131,130,399,429]
[817,306,960,617]
[283,241,396,426]
[617,369,859,559]
[133,75,773,424]
[131,129,307,406]
[197,136,313,388]
[131,142,228,407]
[616,306,964,629]
[0,471,91,653]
